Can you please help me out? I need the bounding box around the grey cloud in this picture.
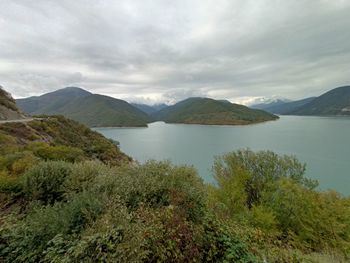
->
[0,0,349,102]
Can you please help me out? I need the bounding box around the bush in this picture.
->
[26,142,85,162]
[64,160,110,194]
[0,151,38,176]
[213,149,318,208]
[0,192,103,262]
[210,149,350,258]
[22,161,73,204]
[93,160,206,222]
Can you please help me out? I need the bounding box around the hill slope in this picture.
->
[288,86,350,116]
[0,115,129,165]
[16,87,151,127]
[152,97,278,125]
[0,86,26,120]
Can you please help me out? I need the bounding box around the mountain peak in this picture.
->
[55,87,92,96]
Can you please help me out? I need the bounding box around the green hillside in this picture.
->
[0,115,130,165]
[16,87,150,127]
[288,86,350,116]
[0,86,26,120]
[152,97,278,125]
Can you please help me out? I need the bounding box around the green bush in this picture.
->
[26,142,85,162]
[0,151,38,176]
[213,149,318,209]
[64,160,109,194]
[0,192,103,262]
[210,149,350,258]
[93,160,206,222]
[22,161,73,204]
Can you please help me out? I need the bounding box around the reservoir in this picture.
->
[95,116,350,195]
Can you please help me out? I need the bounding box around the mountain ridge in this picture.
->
[152,97,278,125]
[16,87,151,127]
[287,86,350,116]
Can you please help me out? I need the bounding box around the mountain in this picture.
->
[152,97,278,125]
[287,86,350,116]
[0,86,26,120]
[131,103,168,114]
[263,97,316,114]
[252,97,316,114]
[131,103,157,114]
[16,87,151,127]
[152,103,168,111]
[251,98,291,111]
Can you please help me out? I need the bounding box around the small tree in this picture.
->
[213,149,318,209]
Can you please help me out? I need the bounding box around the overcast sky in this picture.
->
[1,0,350,104]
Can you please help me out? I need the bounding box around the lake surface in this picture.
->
[95,116,350,195]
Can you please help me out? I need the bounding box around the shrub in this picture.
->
[210,149,350,258]
[26,142,85,162]
[0,151,38,176]
[0,192,103,262]
[22,161,73,204]
[64,160,110,194]
[213,149,318,209]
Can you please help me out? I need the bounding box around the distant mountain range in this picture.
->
[152,97,278,125]
[131,103,168,114]
[16,87,278,127]
[0,86,26,120]
[16,87,151,127]
[251,99,291,111]
[252,97,316,114]
[251,86,350,116]
[14,85,349,127]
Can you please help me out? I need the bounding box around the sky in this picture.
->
[1,0,350,105]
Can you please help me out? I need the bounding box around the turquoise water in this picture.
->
[95,116,350,195]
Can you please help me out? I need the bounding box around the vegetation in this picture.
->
[1,90,349,262]
[16,87,151,127]
[0,115,130,166]
[0,86,25,120]
[1,146,349,261]
[152,97,278,125]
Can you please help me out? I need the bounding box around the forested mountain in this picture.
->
[16,87,151,127]
[287,86,350,116]
[152,97,278,125]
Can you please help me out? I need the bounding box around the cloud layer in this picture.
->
[1,0,350,104]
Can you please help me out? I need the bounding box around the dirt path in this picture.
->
[0,118,34,124]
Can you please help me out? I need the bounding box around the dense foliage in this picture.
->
[209,149,350,262]
[0,160,258,262]
[16,87,151,127]
[0,114,349,262]
[152,97,278,125]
